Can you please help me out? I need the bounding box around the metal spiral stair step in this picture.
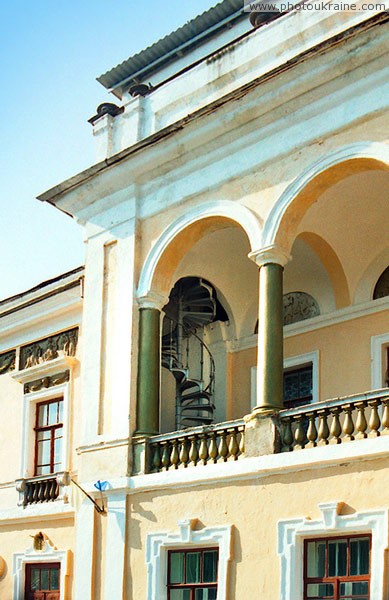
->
[181,416,214,425]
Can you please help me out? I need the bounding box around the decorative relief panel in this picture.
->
[283,292,320,325]
[23,370,69,394]
[20,328,78,370]
[0,350,16,375]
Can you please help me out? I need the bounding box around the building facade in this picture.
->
[1,1,389,598]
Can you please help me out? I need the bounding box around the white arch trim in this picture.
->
[262,142,389,249]
[137,200,262,299]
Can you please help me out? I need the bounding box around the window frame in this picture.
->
[277,502,388,600]
[34,398,64,476]
[370,332,389,389]
[25,561,61,596]
[303,534,371,600]
[146,519,231,600]
[21,382,70,479]
[167,547,218,599]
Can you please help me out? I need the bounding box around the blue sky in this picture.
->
[0,0,216,300]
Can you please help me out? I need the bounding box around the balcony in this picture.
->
[15,471,71,507]
[133,389,389,474]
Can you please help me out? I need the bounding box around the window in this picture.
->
[370,333,389,389]
[35,398,63,475]
[304,535,371,600]
[25,562,60,599]
[284,365,313,408]
[167,548,218,600]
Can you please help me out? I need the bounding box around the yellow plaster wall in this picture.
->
[0,518,74,600]
[285,309,389,400]
[125,457,389,599]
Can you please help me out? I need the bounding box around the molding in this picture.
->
[137,200,262,298]
[12,355,77,384]
[371,332,389,389]
[137,291,169,311]
[277,503,388,600]
[146,519,232,600]
[249,245,290,268]
[229,297,389,353]
[76,436,129,454]
[80,433,389,497]
[262,141,389,250]
[13,540,71,600]
[0,503,74,525]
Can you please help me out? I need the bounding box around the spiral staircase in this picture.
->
[162,277,217,429]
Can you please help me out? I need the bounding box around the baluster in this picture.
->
[294,415,307,450]
[179,438,189,468]
[208,433,218,463]
[39,481,46,503]
[152,444,162,472]
[46,480,52,501]
[329,408,342,444]
[239,428,245,455]
[218,431,229,461]
[381,399,389,435]
[306,412,318,448]
[199,435,209,465]
[317,410,330,446]
[355,401,368,439]
[161,442,171,470]
[52,479,59,501]
[26,483,32,505]
[368,400,381,437]
[189,436,199,466]
[342,404,354,441]
[171,440,180,469]
[228,428,239,460]
[282,417,294,451]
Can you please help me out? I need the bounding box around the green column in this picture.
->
[135,307,161,436]
[255,262,284,412]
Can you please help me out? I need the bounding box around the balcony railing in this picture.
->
[145,420,245,473]
[15,471,71,507]
[277,389,389,451]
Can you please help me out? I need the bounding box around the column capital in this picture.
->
[249,245,290,268]
[137,291,168,311]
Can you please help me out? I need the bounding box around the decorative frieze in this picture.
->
[0,350,16,375]
[283,292,320,325]
[20,328,78,371]
[23,371,69,394]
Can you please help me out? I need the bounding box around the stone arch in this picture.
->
[262,142,389,254]
[297,232,350,309]
[137,200,262,299]
[354,247,389,304]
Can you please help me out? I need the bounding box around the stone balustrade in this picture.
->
[278,390,389,451]
[15,471,71,506]
[145,420,245,473]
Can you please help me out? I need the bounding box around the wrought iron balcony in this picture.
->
[15,471,71,507]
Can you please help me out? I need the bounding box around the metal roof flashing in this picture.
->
[97,0,246,98]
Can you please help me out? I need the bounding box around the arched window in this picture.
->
[373,266,389,299]
[283,292,320,325]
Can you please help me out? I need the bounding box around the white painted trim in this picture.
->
[284,350,319,404]
[103,493,127,600]
[277,502,388,600]
[13,540,70,600]
[76,436,129,454]
[251,351,319,409]
[0,504,74,525]
[74,501,95,600]
[229,297,389,354]
[81,430,389,496]
[262,142,389,249]
[137,200,262,298]
[20,382,71,479]
[12,355,77,384]
[146,519,231,600]
[371,332,389,389]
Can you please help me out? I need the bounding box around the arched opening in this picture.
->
[373,266,389,300]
